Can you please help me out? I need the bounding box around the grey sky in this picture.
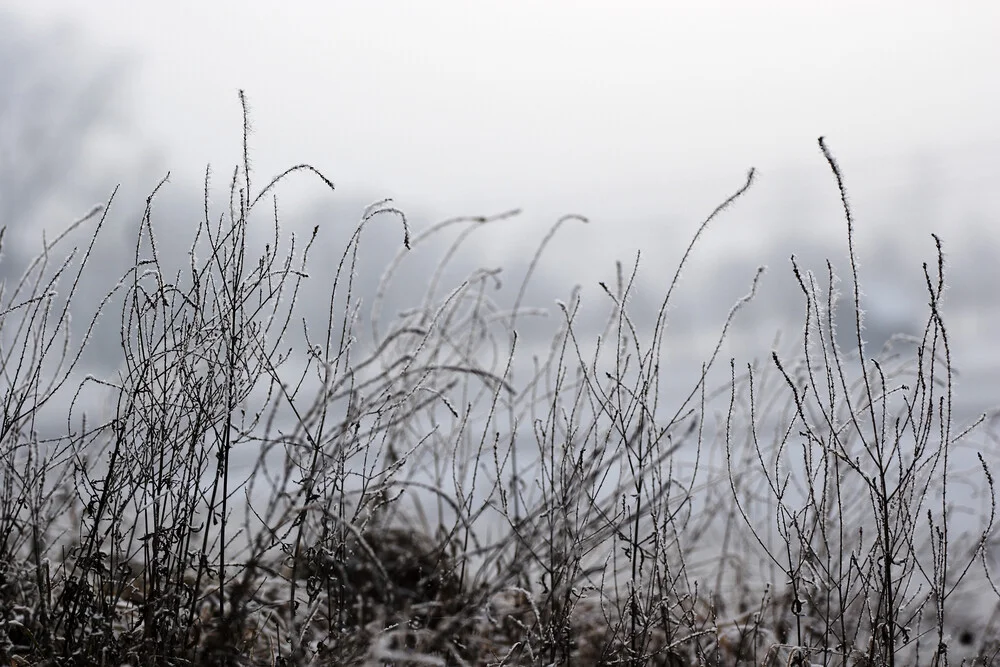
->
[12,2,1000,226]
[6,2,1000,425]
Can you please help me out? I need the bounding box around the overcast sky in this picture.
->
[7,2,1000,423]
[11,2,1000,224]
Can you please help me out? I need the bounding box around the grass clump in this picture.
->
[0,96,997,666]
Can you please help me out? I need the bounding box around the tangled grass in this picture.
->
[1,97,998,666]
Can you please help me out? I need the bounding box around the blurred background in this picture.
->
[3,2,999,468]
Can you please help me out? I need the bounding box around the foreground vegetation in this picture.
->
[1,99,998,666]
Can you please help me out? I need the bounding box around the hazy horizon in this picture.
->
[4,3,999,447]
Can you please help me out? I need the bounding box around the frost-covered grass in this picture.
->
[1,97,998,666]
